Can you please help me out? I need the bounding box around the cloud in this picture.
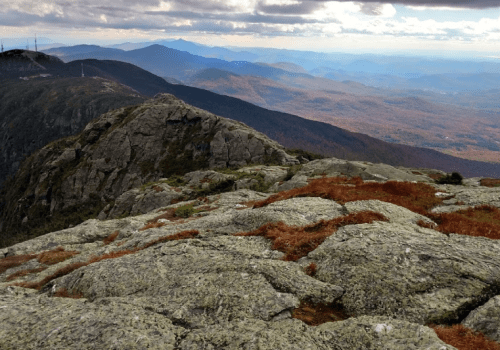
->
[349,0,500,9]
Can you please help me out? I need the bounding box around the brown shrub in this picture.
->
[53,288,84,299]
[425,205,500,239]
[139,222,166,231]
[236,211,388,261]
[304,263,317,277]
[253,177,441,215]
[37,247,80,265]
[141,230,200,250]
[0,253,38,274]
[428,173,445,180]
[292,301,350,326]
[6,267,47,281]
[152,185,164,192]
[10,230,200,291]
[430,324,500,350]
[103,231,119,245]
[480,178,500,188]
[13,262,88,290]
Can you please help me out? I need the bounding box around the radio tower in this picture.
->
[26,39,29,51]
[35,33,37,52]
[1,40,3,53]
[81,63,84,77]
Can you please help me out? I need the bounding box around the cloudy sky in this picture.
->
[2,0,500,55]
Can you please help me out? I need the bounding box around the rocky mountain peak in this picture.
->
[0,94,298,243]
[0,49,64,76]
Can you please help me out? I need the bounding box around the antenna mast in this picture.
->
[81,63,84,77]
[1,40,3,53]
[26,39,29,51]
[35,33,37,52]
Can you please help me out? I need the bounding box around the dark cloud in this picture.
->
[256,1,325,15]
[359,3,385,15]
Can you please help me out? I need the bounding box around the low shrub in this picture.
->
[53,287,84,299]
[424,205,500,239]
[139,222,166,231]
[304,263,317,277]
[174,203,201,218]
[253,177,441,216]
[6,267,47,281]
[292,300,350,326]
[0,253,38,274]
[436,172,463,185]
[430,324,500,350]
[235,211,388,261]
[480,178,500,188]
[103,231,119,245]
[37,247,80,265]
[11,230,200,291]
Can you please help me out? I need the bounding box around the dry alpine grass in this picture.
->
[292,301,350,326]
[0,253,38,274]
[53,287,84,299]
[103,231,119,245]
[6,267,47,282]
[480,178,500,187]
[253,177,441,215]
[236,211,388,261]
[37,247,80,265]
[424,205,500,240]
[430,324,500,350]
[10,230,200,291]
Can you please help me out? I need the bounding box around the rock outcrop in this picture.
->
[0,94,298,246]
[1,148,500,348]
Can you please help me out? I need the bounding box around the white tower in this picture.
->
[81,63,84,77]
[26,39,29,51]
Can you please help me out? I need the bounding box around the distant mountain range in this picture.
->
[1,49,500,179]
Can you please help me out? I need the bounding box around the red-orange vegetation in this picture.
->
[148,208,182,224]
[10,230,200,290]
[37,247,80,265]
[139,222,166,231]
[292,301,350,326]
[253,177,441,215]
[53,288,84,299]
[480,178,500,188]
[152,185,164,192]
[141,230,200,250]
[0,253,38,274]
[6,267,47,281]
[103,231,119,245]
[87,249,138,264]
[425,205,500,239]
[236,211,388,261]
[430,324,500,350]
[13,261,88,290]
[428,173,445,180]
[304,263,317,277]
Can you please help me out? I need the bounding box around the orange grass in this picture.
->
[480,178,500,188]
[103,231,119,245]
[53,287,84,299]
[236,211,388,261]
[292,301,350,326]
[424,205,500,239]
[253,177,441,215]
[37,247,80,265]
[304,263,317,277]
[430,324,500,350]
[139,222,166,231]
[11,230,200,290]
[6,267,47,281]
[0,253,38,274]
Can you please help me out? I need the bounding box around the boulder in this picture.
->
[303,221,500,324]
[462,295,500,342]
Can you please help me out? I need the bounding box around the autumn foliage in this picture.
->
[236,211,388,261]
[423,205,500,240]
[430,324,500,350]
[292,300,350,326]
[253,177,442,215]
[103,231,119,245]
[9,230,200,291]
